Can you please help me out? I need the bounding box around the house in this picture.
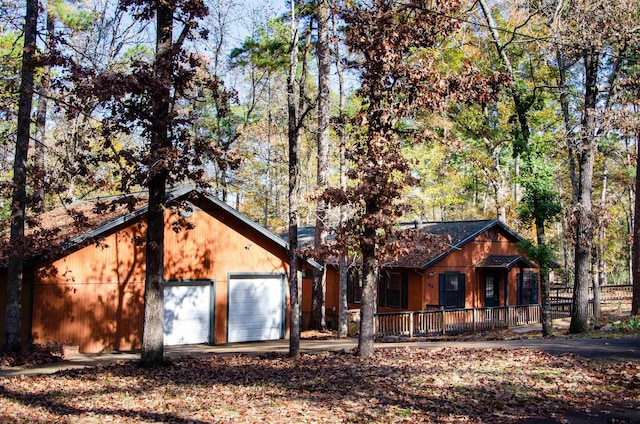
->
[0,186,320,353]
[302,220,540,328]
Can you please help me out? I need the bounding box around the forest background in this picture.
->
[1,0,640,358]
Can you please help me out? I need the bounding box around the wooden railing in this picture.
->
[375,302,589,338]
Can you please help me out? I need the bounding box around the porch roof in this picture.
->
[475,255,537,270]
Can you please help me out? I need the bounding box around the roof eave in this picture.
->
[19,184,323,272]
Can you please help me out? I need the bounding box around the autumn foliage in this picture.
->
[323,0,510,357]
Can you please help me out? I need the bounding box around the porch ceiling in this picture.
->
[475,255,537,270]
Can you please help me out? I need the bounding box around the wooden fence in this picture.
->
[550,284,632,302]
[375,301,594,338]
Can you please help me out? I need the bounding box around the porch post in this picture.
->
[409,312,414,338]
[504,270,509,306]
[472,308,476,331]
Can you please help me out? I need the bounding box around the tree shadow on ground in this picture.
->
[2,347,637,423]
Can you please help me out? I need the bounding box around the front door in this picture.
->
[484,273,500,307]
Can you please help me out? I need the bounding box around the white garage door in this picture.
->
[164,281,213,345]
[227,274,285,343]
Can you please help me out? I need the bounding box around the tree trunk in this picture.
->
[141,1,173,366]
[570,49,598,334]
[594,164,607,321]
[482,137,508,224]
[287,0,301,359]
[358,236,377,357]
[477,0,530,147]
[33,13,54,213]
[142,171,167,365]
[4,0,37,353]
[335,13,348,338]
[310,0,330,331]
[628,137,635,286]
[536,217,553,337]
[338,257,348,337]
[264,106,271,229]
[632,131,640,315]
[556,48,579,204]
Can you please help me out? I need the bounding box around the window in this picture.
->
[378,272,409,309]
[517,270,539,305]
[438,271,466,309]
[485,276,494,299]
[484,273,499,307]
[347,268,362,304]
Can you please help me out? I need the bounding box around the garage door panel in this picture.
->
[164,283,212,346]
[228,275,284,343]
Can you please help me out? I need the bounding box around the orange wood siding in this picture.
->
[32,280,144,352]
[407,271,424,310]
[31,206,290,352]
[33,226,147,352]
[164,209,288,282]
[325,269,339,316]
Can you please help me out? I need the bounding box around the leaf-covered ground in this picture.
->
[1,347,638,423]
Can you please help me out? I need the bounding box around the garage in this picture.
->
[227,274,286,343]
[164,280,214,345]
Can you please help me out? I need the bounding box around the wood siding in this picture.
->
[28,204,290,353]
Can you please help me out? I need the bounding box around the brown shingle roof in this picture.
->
[294,219,530,270]
[0,193,148,263]
[381,230,451,268]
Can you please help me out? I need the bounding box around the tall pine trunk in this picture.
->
[4,0,38,353]
[33,13,54,213]
[570,49,598,334]
[287,0,301,359]
[556,48,576,287]
[311,0,330,331]
[335,13,349,338]
[141,1,173,365]
[632,131,640,315]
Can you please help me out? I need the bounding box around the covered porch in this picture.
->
[475,254,538,308]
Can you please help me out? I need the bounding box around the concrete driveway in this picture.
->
[167,337,640,362]
[1,336,638,378]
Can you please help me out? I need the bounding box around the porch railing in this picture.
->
[375,302,592,338]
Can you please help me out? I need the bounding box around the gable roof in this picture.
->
[411,219,526,269]
[0,185,321,270]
